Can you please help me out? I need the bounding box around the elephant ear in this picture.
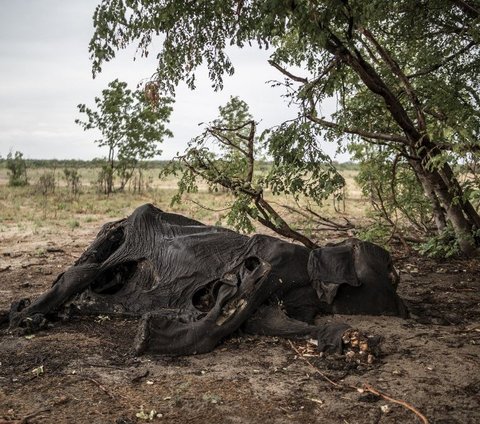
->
[308,245,360,304]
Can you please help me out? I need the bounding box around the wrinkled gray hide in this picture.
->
[9,204,407,355]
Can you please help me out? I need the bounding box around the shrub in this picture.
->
[6,151,28,186]
[63,168,81,197]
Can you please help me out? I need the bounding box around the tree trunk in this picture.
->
[430,173,476,255]
[408,158,447,233]
[107,147,114,195]
[412,155,477,255]
[439,162,480,229]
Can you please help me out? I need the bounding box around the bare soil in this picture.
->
[0,220,479,424]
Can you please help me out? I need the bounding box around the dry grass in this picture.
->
[0,166,369,240]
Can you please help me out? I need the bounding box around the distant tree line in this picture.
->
[0,158,175,170]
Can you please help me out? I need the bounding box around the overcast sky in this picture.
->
[0,0,348,161]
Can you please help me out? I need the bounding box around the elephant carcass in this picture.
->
[9,204,407,355]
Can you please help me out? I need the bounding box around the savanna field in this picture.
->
[0,164,479,424]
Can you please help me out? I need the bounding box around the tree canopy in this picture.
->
[89,0,480,255]
[76,79,173,193]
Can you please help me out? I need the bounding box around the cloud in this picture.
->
[0,0,349,162]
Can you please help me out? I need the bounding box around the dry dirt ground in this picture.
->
[0,218,479,424]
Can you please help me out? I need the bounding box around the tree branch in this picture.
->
[207,128,249,157]
[360,28,427,132]
[407,40,476,79]
[208,120,256,182]
[305,114,408,144]
[253,196,318,249]
[210,120,256,133]
[450,0,480,18]
[268,60,308,83]
[246,121,255,183]
[317,28,423,144]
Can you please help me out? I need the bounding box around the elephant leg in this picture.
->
[243,304,351,354]
[243,304,318,337]
[9,263,100,331]
[134,309,223,356]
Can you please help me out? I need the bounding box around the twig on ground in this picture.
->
[295,227,351,232]
[289,340,430,423]
[288,340,341,387]
[21,262,47,269]
[363,384,429,424]
[82,375,130,401]
[85,376,117,399]
[46,247,65,253]
[20,407,51,424]
[20,395,69,423]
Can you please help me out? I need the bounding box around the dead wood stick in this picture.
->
[20,408,51,423]
[288,340,429,423]
[295,227,351,232]
[363,384,429,424]
[21,262,47,269]
[305,207,354,229]
[288,340,341,387]
[85,376,117,399]
[45,247,65,253]
[20,396,69,423]
[83,375,130,401]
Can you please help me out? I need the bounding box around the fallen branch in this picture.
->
[273,202,354,231]
[391,234,426,244]
[83,375,130,401]
[305,207,354,230]
[46,247,65,254]
[85,376,117,399]
[21,407,52,424]
[21,262,47,269]
[295,227,352,233]
[288,340,429,423]
[363,384,429,424]
[288,340,341,387]
[20,395,69,424]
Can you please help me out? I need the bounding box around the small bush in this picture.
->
[63,168,81,197]
[417,226,460,258]
[357,221,391,246]
[37,172,56,196]
[6,151,28,186]
[36,172,56,218]
[96,164,114,194]
[68,219,80,229]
